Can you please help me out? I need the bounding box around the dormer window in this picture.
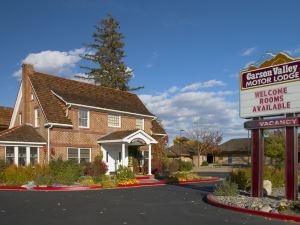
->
[108,114,121,128]
[79,109,89,128]
[136,118,144,130]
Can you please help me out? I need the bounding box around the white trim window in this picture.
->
[67,148,91,163]
[5,146,14,165]
[108,114,121,128]
[5,146,39,166]
[34,108,40,127]
[79,109,89,128]
[136,118,144,130]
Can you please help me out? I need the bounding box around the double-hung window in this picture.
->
[5,146,39,166]
[136,118,144,130]
[79,109,89,128]
[67,148,91,163]
[5,146,14,165]
[108,114,121,127]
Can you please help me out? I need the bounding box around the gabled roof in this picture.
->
[0,106,13,127]
[98,129,157,144]
[220,138,250,154]
[29,72,154,125]
[166,144,195,157]
[151,120,167,135]
[0,125,46,144]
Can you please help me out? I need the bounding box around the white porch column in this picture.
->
[122,143,126,166]
[26,147,30,166]
[148,144,152,175]
[14,146,18,165]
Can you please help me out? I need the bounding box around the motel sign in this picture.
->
[240,53,300,200]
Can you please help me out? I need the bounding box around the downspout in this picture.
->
[47,124,53,164]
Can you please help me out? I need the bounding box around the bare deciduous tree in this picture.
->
[186,128,223,167]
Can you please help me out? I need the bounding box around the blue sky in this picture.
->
[1,0,300,141]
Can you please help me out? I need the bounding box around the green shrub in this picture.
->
[4,165,34,186]
[169,160,180,173]
[179,161,194,172]
[170,171,200,182]
[0,160,8,184]
[264,167,284,188]
[230,169,251,190]
[214,182,239,196]
[230,167,284,190]
[49,158,83,185]
[33,164,53,185]
[79,176,95,186]
[116,166,135,180]
[201,161,209,166]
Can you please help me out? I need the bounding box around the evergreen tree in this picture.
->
[78,14,143,91]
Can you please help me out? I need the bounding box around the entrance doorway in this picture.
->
[207,154,214,164]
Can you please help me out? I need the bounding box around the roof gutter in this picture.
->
[44,123,73,128]
[51,90,157,119]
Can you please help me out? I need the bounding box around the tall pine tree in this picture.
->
[79,15,143,91]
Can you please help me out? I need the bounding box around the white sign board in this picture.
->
[240,58,300,118]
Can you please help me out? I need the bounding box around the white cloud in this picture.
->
[13,48,86,79]
[139,82,246,144]
[241,47,257,56]
[146,63,153,68]
[181,79,225,92]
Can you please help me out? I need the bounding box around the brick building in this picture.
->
[0,64,167,174]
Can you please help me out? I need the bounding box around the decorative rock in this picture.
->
[278,202,288,211]
[260,205,272,212]
[263,180,272,196]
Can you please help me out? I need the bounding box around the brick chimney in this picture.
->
[22,64,34,125]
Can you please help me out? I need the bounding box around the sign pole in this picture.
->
[285,114,298,200]
[251,118,264,197]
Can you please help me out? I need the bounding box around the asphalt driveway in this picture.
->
[0,183,289,225]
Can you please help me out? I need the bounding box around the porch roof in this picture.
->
[0,125,46,145]
[97,129,158,145]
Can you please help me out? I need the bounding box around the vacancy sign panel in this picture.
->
[240,59,300,118]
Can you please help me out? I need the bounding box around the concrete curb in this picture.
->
[206,194,300,223]
[0,178,222,192]
[0,186,27,191]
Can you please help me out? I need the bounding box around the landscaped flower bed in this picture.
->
[207,168,300,222]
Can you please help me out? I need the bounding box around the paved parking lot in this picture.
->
[0,182,289,225]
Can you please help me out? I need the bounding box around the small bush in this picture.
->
[116,166,135,180]
[84,155,108,177]
[116,166,137,185]
[179,161,194,172]
[169,160,180,173]
[33,164,53,185]
[0,160,8,184]
[264,167,284,188]
[79,176,95,186]
[214,182,239,196]
[201,161,209,166]
[49,158,83,185]
[170,171,200,182]
[4,165,34,186]
[230,169,251,190]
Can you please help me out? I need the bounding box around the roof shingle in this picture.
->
[0,125,46,143]
[0,106,13,127]
[29,72,154,125]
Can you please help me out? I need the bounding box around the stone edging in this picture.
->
[206,194,300,223]
[0,178,222,192]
